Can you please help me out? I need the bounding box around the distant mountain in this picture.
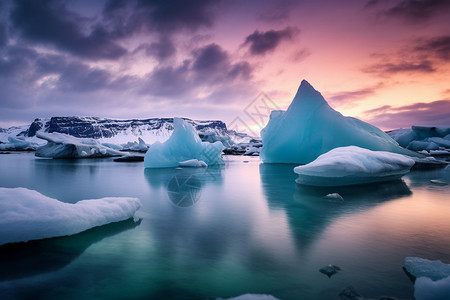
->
[1,116,253,149]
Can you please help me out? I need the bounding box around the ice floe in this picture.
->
[0,187,141,245]
[35,132,123,158]
[294,146,415,186]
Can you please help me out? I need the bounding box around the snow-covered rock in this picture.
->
[179,159,208,168]
[144,118,223,168]
[294,146,415,186]
[261,80,417,164]
[35,132,123,158]
[0,187,141,245]
[403,257,450,281]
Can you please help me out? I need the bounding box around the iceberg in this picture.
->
[403,257,450,300]
[388,126,450,153]
[0,187,141,245]
[260,80,417,164]
[403,257,450,281]
[294,146,415,186]
[0,136,40,151]
[415,276,450,300]
[144,118,224,168]
[35,132,123,158]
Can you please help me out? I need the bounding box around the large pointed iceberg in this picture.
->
[294,146,415,186]
[0,187,141,245]
[260,80,417,164]
[144,118,224,168]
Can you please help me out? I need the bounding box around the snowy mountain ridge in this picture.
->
[0,116,252,148]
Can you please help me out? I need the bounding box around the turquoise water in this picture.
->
[0,152,449,300]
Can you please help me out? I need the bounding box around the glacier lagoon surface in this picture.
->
[0,152,449,300]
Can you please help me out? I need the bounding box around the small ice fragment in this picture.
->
[320,264,341,277]
[324,193,344,201]
[430,179,448,186]
[338,286,363,300]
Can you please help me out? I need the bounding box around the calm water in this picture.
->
[0,152,449,300]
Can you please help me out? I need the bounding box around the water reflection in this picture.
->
[259,163,412,247]
[0,218,140,281]
[144,166,223,207]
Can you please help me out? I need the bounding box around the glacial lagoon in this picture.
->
[0,152,449,300]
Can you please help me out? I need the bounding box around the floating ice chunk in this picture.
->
[35,132,123,158]
[144,118,223,168]
[430,179,448,186]
[0,187,141,245]
[179,159,208,168]
[221,294,280,300]
[261,80,417,164]
[0,137,39,151]
[338,286,363,300]
[415,275,450,300]
[324,193,344,201]
[294,146,415,186]
[122,138,149,152]
[403,257,450,281]
[407,141,440,151]
[319,264,341,277]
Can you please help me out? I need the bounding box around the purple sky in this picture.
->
[0,0,449,131]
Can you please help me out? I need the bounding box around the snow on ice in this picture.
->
[0,187,141,245]
[294,146,415,186]
[35,132,123,158]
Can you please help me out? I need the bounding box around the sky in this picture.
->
[0,0,449,132]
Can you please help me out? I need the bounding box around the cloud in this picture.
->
[101,0,220,36]
[383,0,450,23]
[415,35,450,61]
[327,83,384,106]
[363,60,436,76]
[0,23,6,47]
[363,99,450,129]
[10,0,127,60]
[243,27,298,56]
[141,43,253,98]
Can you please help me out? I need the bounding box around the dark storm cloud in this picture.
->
[363,60,436,76]
[101,0,221,60]
[364,100,450,129]
[415,36,450,61]
[0,23,6,47]
[10,0,127,60]
[327,83,384,105]
[142,43,253,98]
[386,0,450,22]
[243,27,298,56]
